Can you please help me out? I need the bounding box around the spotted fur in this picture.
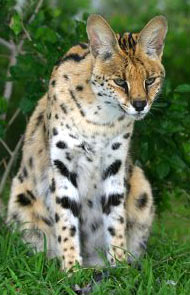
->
[7,14,167,270]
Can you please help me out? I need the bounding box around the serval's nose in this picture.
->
[132,100,147,112]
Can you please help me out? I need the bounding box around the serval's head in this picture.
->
[87,14,168,120]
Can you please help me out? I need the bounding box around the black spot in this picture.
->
[69,172,78,189]
[112,143,121,150]
[51,80,56,87]
[12,213,18,220]
[126,181,131,193]
[26,190,36,200]
[47,113,51,120]
[103,52,112,60]
[70,226,76,236]
[53,95,57,101]
[62,226,67,231]
[66,152,72,161]
[118,115,125,121]
[69,133,77,139]
[64,238,68,242]
[56,141,67,149]
[60,103,67,114]
[32,111,44,134]
[86,156,93,162]
[126,221,134,230]
[42,217,53,226]
[123,133,130,139]
[62,52,89,63]
[50,178,56,193]
[118,216,124,224]
[54,160,78,188]
[55,114,59,119]
[91,222,100,232]
[102,160,122,180]
[101,195,106,210]
[58,235,62,243]
[56,196,80,217]
[17,194,31,206]
[69,90,85,117]
[108,227,115,236]
[137,193,148,209]
[55,213,60,223]
[43,124,46,134]
[53,128,58,136]
[76,85,83,91]
[28,157,33,168]
[78,42,88,49]
[140,240,147,250]
[128,164,133,176]
[101,193,124,215]
[18,174,24,183]
[63,74,69,80]
[97,92,102,96]
[87,200,93,208]
[23,167,28,178]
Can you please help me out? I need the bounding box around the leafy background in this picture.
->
[0,0,190,214]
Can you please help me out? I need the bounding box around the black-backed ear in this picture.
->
[138,16,168,59]
[87,14,118,58]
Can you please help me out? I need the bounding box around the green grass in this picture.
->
[0,190,189,295]
[0,216,189,295]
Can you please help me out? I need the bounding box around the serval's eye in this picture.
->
[145,77,156,86]
[113,79,127,88]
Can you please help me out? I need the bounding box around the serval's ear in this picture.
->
[87,14,118,59]
[138,16,168,60]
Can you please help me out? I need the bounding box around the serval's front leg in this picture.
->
[50,137,82,270]
[102,138,129,265]
[50,161,82,270]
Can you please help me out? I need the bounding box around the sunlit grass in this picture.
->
[0,210,190,295]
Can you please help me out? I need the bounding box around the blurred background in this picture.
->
[0,0,189,239]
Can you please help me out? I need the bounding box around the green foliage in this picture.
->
[0,0,190,211]
[10,12,22,35]
[133,80,190,210]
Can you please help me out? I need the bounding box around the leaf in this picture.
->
[10,13,22,35]
[156,161,170,179]
[0,96,8,114]
[35,27,57,43]
[174,84,190,93]
[19,98,35,113]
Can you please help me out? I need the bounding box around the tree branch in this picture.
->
[28,0,44,24]
[5,108,21,131]
[0,37,14,51]
[17,0,44,51]
[3,43,17,102]
[0,135,23,197]
[0,0,44,119]
[0,138,12,156]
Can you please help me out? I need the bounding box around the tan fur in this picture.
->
[7,14,167,270]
